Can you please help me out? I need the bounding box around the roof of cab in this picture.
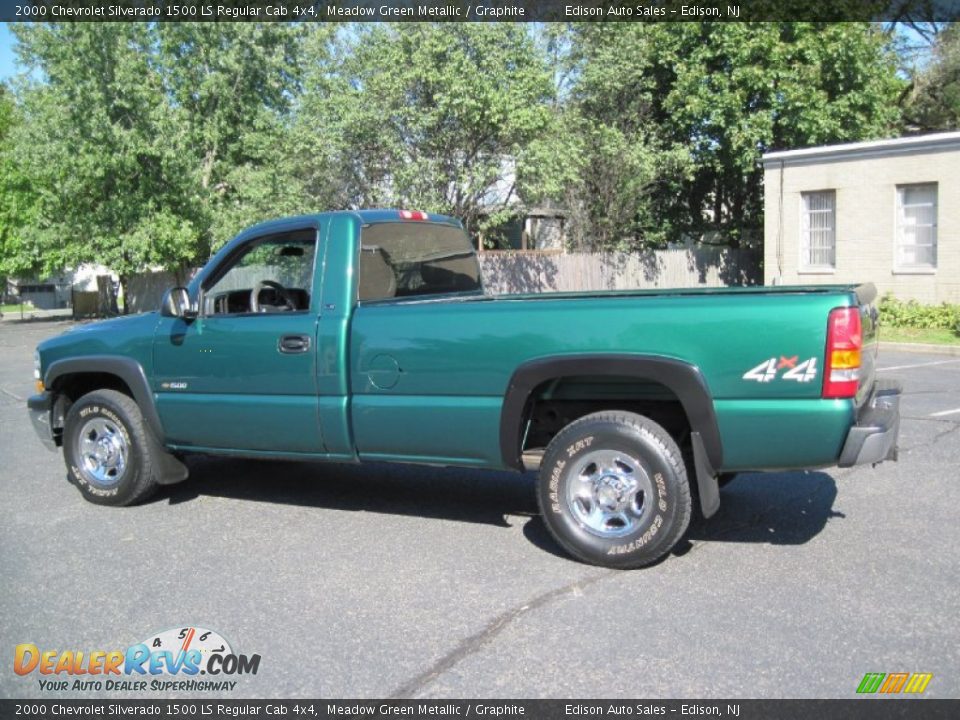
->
[348,209,463,227]
[236,209,463,238]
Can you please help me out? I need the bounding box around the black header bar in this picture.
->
[0,700,958,720]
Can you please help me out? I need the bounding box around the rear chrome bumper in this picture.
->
[838,379,901,468]
[27,391,57,451]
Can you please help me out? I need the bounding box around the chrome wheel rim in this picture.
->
[75,417,128,487]
[565,449,653,538]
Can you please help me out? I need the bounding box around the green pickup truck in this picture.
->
[28,210,901,568]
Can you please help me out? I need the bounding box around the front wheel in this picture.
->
[537,411,692,569]
[62,389,159,506]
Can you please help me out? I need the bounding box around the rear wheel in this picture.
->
[537,411,692,569]
[63,389,159,506]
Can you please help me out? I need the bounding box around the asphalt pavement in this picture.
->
[1,318,957,699]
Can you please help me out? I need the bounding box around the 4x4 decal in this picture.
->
[743,356,818,383]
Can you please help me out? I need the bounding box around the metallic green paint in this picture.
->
[38,313,158,385]
[153,313,322,452]
[352,394,503,465]
[33,210,876,475]
[316,214,358,458]
[714,398,855,469]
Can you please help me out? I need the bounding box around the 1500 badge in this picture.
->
[743,356,818,383]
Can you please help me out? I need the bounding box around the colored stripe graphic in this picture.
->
[857,672,933,694]
[904,673,933,694]
[879,672,909,693]
[857,673,885,693]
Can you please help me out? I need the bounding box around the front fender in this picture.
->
[45,355,165,442]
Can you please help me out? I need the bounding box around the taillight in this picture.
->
[823,307,862,399]
[399,210,428,221]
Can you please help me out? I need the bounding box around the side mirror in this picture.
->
[161,287,197,320]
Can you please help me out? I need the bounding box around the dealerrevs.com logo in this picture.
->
[14,626,260,693]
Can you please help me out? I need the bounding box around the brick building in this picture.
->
[763,131,960,303]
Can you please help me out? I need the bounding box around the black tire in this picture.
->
[537,411,692,569]
[62,389,159,506]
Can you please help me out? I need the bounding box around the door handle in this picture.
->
[278,334,311,354]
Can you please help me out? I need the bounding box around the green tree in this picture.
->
[905,23,960,131]
[2,20,909,284]
[298,23,562,237]
[568,23,904,249]
[156,23,308,253]
[11,23,199,301]
[561,24,692,250]
[9,23,307,303]
[0,84,42,282]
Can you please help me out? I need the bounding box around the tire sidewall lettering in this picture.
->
[548,458,566,514]
[547,426,673,549]
[608,513,663,555]
[654,470,668,512]
[538,415,689,568]
[67,400,134,500]
[565,435,594,458]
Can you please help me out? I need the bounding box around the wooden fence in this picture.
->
[478,248,761,295]
[125,270,192,315]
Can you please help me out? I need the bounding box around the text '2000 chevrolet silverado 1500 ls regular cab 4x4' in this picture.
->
[27,210,901,568]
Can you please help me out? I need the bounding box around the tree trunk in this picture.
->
[95,275,114,318]
[118,275,128,315]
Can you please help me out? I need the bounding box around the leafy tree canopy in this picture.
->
[0,84,42,279]
[8,23,305,295]
[566,22,904,249]
[906,23,960,131]
[298,23,559,236]
[0,21,915,286]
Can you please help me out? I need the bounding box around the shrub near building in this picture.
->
[879,294,960,341]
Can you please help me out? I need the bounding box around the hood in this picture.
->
[56,312,159,338]
[37,312,159,367]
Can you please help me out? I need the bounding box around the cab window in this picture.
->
[203,229,317,315]
[358,223,482,302]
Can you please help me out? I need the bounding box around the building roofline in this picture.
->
[761,130,960,166]
[527,207,566,218]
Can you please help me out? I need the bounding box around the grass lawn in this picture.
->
[0,303,34,314]
[881,327,960,346]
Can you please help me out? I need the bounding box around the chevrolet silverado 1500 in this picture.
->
[27,210,901,568]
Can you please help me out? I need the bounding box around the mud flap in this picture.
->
[145,427,189,486]
[691,431,720,519]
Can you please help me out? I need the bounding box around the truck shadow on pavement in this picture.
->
[524,470,844,560]
[164,456,539,528]
[163,459,843,557]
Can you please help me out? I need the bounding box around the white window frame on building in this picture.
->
[800,190,836,272]
[895,183,938,272]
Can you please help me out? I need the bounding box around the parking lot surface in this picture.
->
[1,318,958,699]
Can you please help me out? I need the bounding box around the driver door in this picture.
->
[153,226,324,454]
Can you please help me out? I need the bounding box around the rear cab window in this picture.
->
[358,222,483,302]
